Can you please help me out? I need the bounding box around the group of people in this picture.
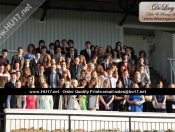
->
[0,39,174,113]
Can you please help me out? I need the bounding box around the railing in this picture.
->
[167,58,175,84]
[2,110,175,132]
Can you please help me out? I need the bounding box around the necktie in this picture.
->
[19,56,21,61]
[125,78,128,88]
[109,77,112,88]
[106,63,108,69]
[12,82,15,87]
[88,50,91,57]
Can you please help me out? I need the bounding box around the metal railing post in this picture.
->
[68,115,71,132]
[4,113,6,132]
[129,117,131,132]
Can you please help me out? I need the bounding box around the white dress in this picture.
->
[89,91,99,109]
[67,95,80,110]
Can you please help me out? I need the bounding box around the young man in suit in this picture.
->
[11,47,24,70]
[47,64,60,88]
[80,41,94,63]
[53,46,65,61]
[70,57,84,80]
[61,39,69,56]
[105,68,117,88]
[101,54,112,71]
[67,39,78,55]
[35,65,48,86]
[0,49,9,66]
[30,52,41,71]
[67,47,77,61]
[118,53,132,74]
[120,69,133,88]
[137,57,150,77]
[21,75,34,88]
[138,65,151,85]
[35,40,45,54]
[125,47,137,65]
[6,80,25,109]
[47,43,55,58]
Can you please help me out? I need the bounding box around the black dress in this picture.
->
[99,95,113,111]
[143,95,154,112]
[166,95,175,113]
[113,95,128,111]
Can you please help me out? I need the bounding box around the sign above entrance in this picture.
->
[139,2,175,22]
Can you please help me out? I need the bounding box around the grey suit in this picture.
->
[53,53,65,61]
[11,55,24,70]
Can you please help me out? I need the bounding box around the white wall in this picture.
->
[0,6,123,56]
[151,31,173,82]
[124,35,155,63]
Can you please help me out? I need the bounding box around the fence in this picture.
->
[1,109,175,132]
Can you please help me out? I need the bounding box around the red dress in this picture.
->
[26,95,37,109]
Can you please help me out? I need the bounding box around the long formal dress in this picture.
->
[113,95,128,111]
[129,95,143,112]
[67,95,80,110]
[53,95,65,110]
[79,95,88,110]
[89,95,99,109]
[143,95,154,112]
[99,95,113,111]
[37,95,53,109]
[26,95,37,109]
[166,95,175,113]
[154,95,166,113]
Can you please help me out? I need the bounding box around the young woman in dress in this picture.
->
[36,75,46,88]
[153,81,166,113]
[91,71,101,88]
[79,70,87,80]
[143,83,154,112]
[130,64,137,79]
[78,79,88,110]
[23,44,36,60]
[79,55,87,70]
[97,47,105,64]
[66,56,72,70]
[126,83,145,112]
[67,79,80,110]
[54,78,67,110]
[86,62,94,81]
[88,78,99,111]
[111,49,122,65]
[37,83,53,109]
[166,83,175,113]
[62,70,71,88]
[11,61,21,73]
[20,67,31,86]
[99,79,114,111]
[110,64,118,79]
[4,64,11,81]
[105,45,113,58]
[95,64,105,88]
[113,80,127,111]
[25,94,37,109]
[42,54,51,73]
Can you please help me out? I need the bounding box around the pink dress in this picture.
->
[26,95,37,109]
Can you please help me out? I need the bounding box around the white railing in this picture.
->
[167,58,175,84]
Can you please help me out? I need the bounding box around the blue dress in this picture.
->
[155,95,166,113]
[99,95,113,111]
[129,95,143,112]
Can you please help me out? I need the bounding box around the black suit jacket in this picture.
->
[118,61,132,74]
[21,83,29,88]
[80,49,94,63]
[0,56,9,66]
[66,53,78,60]
[46,50,55,59]
[35,47,42,54]
[11,55,25,70]
[67,47,78,56]
[46,72,61,87]
[61,47,69,56]
[101,63,112,71]
[120,77,133,88]
[3,82,15,104]
[130,54,137,65]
